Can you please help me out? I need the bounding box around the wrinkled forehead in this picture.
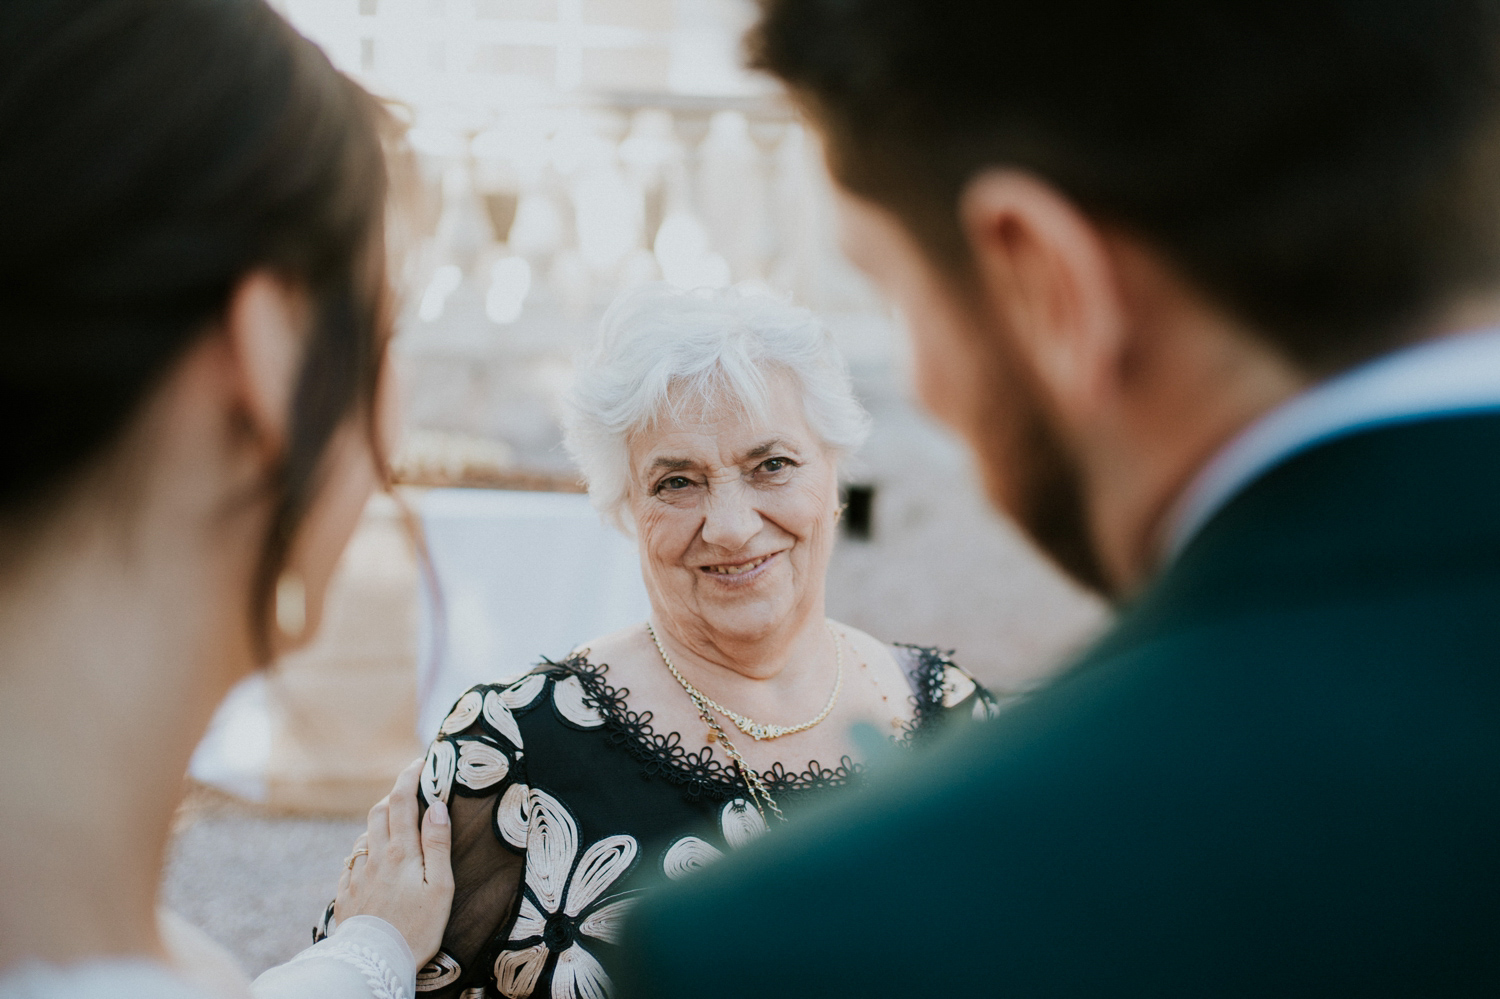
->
[626,368,817,471]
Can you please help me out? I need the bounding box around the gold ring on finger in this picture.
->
[344,847,369,871]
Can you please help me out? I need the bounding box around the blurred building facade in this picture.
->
[272,0,1105,693]
[279,0,885,466]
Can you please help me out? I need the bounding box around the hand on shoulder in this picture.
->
[333,759,453,966]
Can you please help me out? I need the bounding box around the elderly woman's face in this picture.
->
[629,370,840,648]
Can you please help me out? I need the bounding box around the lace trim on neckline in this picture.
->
[897,642,962,740]
[534,645,961,802]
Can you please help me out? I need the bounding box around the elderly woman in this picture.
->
[411,285,997,998]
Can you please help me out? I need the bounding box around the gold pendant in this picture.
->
[705,729,717,744]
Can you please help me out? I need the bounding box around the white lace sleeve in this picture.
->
[250,915,416,999]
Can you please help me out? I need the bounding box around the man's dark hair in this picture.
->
[753,0,1500,372]
[0,0,392,658]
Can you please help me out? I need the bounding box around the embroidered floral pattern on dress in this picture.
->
[496,781,531,849]
[551,674,605,729]
[493,788,639,999]
[373,649,992,999]
[416,951,462,991]
[718,798,768,849]
[661,835,723,880]
[483,690,526,749]
[439,690,483,735]
[455,738,510,791]
[421,739,456,806]
[496,671,548,710]
[427,700,526,807]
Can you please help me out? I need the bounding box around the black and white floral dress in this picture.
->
[407,645,999,998]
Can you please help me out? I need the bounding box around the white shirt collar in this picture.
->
[1162,325,1500,561]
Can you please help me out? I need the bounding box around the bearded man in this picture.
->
[617,1,1500,994]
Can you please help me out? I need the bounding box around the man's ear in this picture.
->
[959,170,1126,422]
[223,271,308,456]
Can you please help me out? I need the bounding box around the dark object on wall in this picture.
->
[841,483,875,541]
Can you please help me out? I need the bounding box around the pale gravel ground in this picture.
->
[162,799,362,977]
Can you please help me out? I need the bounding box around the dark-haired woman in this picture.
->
[0,2,450,997]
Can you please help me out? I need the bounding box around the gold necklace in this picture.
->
[684,687,786,823]
[646,621,835,825]
[646,622,844,741]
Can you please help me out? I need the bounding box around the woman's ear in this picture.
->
[959,170,1127,425]
[223,271,309,457]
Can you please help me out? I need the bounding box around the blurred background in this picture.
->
[167,0,1107,974]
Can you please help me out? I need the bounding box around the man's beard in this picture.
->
[963,336,1115,599]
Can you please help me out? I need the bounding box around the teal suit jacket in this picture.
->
[615,414,1500,996]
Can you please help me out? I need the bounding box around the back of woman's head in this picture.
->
[0,0,389,651]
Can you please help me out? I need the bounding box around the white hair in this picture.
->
[563,283,871,532]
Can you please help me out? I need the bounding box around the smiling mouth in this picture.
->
[701,553,775,576]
